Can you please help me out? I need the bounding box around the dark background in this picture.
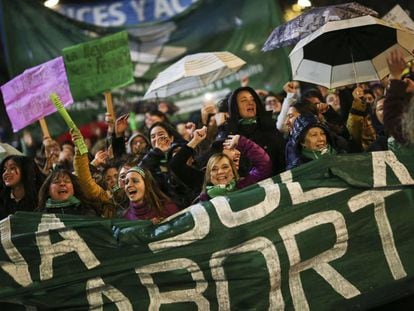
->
[1,0,413,141]
[281,0,413,16]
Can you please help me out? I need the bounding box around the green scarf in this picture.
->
[301,144,336,161]
[45,196,81,209]
[387,136,402,152]
[206,179,237,198]
[238,118,257,125]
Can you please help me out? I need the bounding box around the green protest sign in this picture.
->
[62,31,134,100]
[1,150,413,310]
[1,0,290,140]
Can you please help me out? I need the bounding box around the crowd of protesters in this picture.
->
[1,49,413,223]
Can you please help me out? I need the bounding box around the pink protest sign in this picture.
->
[0,56,74,132]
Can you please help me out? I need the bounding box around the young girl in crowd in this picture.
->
[37,167,98,216]
[139,121,189,208]
[0,155,44,219]
[71,129,178,221]
[123,166,179,224]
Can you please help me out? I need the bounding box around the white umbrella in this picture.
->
[0,143,23,162]
[289,15,414,89]
[143,52,246,99]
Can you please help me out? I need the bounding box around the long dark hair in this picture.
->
[127,166,172,216]
[226,86,274,131]
[0,155,43,205]
[148,121,186,146]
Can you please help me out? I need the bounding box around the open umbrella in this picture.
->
[143,52,246,99]
[0,143,23,162]
[262,2,378,51]
[289,15,414,89]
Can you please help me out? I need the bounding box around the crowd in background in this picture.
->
[1,48,413,224]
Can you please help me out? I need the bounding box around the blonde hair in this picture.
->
[202,153,239,192]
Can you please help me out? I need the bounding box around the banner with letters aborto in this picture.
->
[0,149,413,310]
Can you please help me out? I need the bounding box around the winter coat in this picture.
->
[219,86,286,174]
[0,190,36,220]
[73,152,117,218]
[199,135,272,201]
[383,79,411,144]
[346,98,377,151]
[139,142,192,209]
[286,113,337,170]
[366,103,388,151]
[123,200,179,221]
[168,144,205,196]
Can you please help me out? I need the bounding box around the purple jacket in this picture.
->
[123,200,179,221]
[236,135,272,189]
[200,136,272,201]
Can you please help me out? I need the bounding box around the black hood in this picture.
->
[227,86,267,122]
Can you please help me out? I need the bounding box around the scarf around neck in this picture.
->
[238,118,257,125]
[45,196,81,209]
[206,179,237,198]
[301,144,336,161]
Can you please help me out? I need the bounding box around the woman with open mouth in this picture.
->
[218,86,286,175]
[123,166,179,224]
[37,168,99,216]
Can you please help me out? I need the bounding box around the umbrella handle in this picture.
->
[350,47,358,85]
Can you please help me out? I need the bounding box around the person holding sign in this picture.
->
[71,128,179,222]
[71,129,118,218]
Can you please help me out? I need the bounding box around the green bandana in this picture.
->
[301,144,336,161]
[206,179,237,198]
[238,118,257,125]
[127,166,145,177]
[45,196,81,209]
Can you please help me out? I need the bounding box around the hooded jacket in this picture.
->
[126,132,150,154]
[286,113,334,169]
[219,86,286,174]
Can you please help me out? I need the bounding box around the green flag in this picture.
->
[62,31,134,100]
[0,150,414,310]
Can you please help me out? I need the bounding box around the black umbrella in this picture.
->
[262,2,378,51]
[289,15,414,89]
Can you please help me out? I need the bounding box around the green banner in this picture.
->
[62,31,134,100]
[0,150,414,310]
